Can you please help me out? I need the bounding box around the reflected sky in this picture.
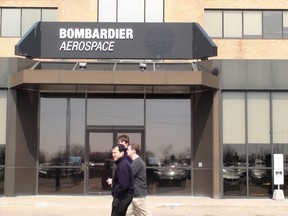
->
[146,99,191,161]
[40,97,191,163]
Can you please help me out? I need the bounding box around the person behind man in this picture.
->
[126,143,152,216]
[118,134,130,149]
[110,144,134,216]
[107,134,131,186]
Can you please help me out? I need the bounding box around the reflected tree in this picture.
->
[0,146,5,165]
[158,144,173,162]
[70,144,85,163]
[39,150,48,164]
[223,145,237,166]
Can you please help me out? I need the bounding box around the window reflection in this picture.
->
[38,168,84,195]
[0,144,4,195]
[87,98,144,126]
[88,132,113,193]
[282,169,288,196]
[263,11,282,39]
[39,97,85,195]
[1,8,57,37]
[223,144,247,196]
[223,168,247,196]
[0,167,4,195]
[223,144,246,166]
[249,169,271,196]
[39,98,85,165]
[146,99,191,195]
[248,144,271,168]
[205,10,287,39]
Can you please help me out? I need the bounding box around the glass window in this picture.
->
[42,9,58,21]
[224,11,242,38]
[0,91,6,195]
[39,98,85,165]
[39,97,85,195]
[98,0,163,23]
[0,91,7,145]
[223,92,245,144]
[145,0,163,22]
[146,99,191,195]
[118,0,144,22]
[98,0,117,22]
[249,169,272,197]
[272,93,288,144]
[247,93,271,168]
[247,93,270,144]
[223,167,247,196]
[243,11,262,38]
[87,98,144,126]
[272,93,288,168]
[283,12,288,38]
[22,9,41,36]
[38,167,84,195]
[283,169,288,196]
[204,10,222,38]
[263,11,282,39]
[0,166,4,195]
[0,145,4,166]
[1,9,21,37]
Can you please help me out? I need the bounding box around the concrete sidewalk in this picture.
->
[0,195,287,216]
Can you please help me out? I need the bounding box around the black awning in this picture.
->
[15,22,217,60]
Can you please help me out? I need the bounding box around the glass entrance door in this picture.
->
[86,128,143,194]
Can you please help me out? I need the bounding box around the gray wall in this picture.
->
[220,60,288,90]
[192,90,214,197]
[5,89,39,196]
[0,58,35,88]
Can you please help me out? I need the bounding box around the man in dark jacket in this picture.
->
[111,144,134,216]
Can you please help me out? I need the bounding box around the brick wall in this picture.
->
[1,0,288,59]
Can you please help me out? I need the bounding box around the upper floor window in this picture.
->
[205,10,288,39]
[98,0,163,22]
[0,8,57,37]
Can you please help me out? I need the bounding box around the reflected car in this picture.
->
[249,169,268,185]
[223,168,240,190]
[0,167,4,181]
[154,164,190,182]
[146,157,191,186]
[147,157,191,182]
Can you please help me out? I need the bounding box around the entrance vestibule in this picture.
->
[4,61,219,197]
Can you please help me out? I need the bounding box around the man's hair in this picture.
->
[113,144,126,153]
[129,143,141,155]
[118,134,130,144]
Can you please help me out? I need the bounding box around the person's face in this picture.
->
[118,140,128,148]
[126,146,133,157]
[112,146,124,161]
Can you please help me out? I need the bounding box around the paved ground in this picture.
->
[0,195,287,216]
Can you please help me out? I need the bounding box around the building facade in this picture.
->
[0,0,288,198]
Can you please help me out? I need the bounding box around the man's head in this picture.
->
[112,144,126,161]
[118,134,130,148]
[127,143,141,159]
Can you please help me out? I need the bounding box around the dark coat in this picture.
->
[112,156,134,198]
